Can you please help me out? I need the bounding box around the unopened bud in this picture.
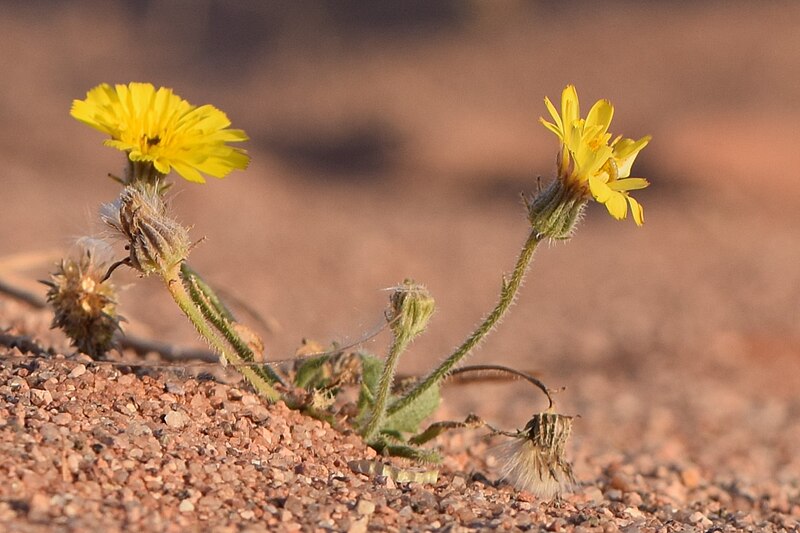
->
[102,184,190,277]
[387,279,435,342]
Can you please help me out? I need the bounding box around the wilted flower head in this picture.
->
[387,279,436,342]
[43,241,121,359]
[531,85,651,234]
[499,412,575,499]
[101,184,191,277]
[71,82,249,184]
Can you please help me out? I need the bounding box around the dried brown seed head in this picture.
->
[44,246,121,359]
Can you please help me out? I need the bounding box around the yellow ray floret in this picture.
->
[540,85,650,225]
[71,82,249,183]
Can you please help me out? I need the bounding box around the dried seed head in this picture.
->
[387,279,435,342]
[499,412,575,499]
[101,183,190,277]
[44,245,121,359]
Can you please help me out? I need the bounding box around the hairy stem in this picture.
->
[164,264,280,401]
[181,264,284,385]
[387,229,541,416]
[181,263,236,322]
[361,332,412,441]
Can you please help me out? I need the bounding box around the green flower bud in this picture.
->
[525,177,587,240]
[387,279,435,342]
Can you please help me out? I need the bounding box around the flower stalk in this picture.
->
[164,264,282,401]
[362,280,435,441]
[180,264,283,387]
[387,229,541,417]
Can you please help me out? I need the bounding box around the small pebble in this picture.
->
[39,423,61,443]
[164,410,187,429]
[178,499,195,513]
[284,495,304,515]
[356,499,375,516]
[53,413,72,425]
[164,382,184,395]
[398,506,414,518]
[27,493,50,522]
[68,365,86,378]
[680,467,701,489]
[451,475,467,489]
[348,515,369,533]
[689,511,712,527]
[30,389,53,406]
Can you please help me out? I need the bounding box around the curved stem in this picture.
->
[181,263,236,322]
[361,333,411,441]
[449,364,553,409]
[387,229,541,416]
[163,265,280,401]
[181,265,284,385]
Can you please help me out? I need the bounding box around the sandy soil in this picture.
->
[1,2,799,531]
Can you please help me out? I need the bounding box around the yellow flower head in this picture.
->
[71,82,249,184]
[540,85,651,225]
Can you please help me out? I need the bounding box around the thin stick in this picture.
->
[0,279,46,309]
[449,364,553,409]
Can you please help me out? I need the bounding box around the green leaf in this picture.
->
[293,355,330,389]
[356,352,383,419]
[382,381,440,435]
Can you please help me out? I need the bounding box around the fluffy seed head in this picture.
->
[499,412,575,499]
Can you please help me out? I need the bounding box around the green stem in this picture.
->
[387,229,541,416]
[181,265,284,385]
[164,265,281,401]
[181,263,236,322]
[361,333,411,441]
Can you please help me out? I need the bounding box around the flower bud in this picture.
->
[386,279,435,342]
[44,244,121,358]
[102,184,190,277]
[525,176,587,240]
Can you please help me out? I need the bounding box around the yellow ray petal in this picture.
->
[628,195,644,226]
[603,191,628,220]
[609,177,649,192]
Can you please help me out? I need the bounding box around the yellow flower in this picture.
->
[71,82,249,183]
[540,85,650,225]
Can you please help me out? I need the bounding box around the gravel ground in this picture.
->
[1,297,798,532]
